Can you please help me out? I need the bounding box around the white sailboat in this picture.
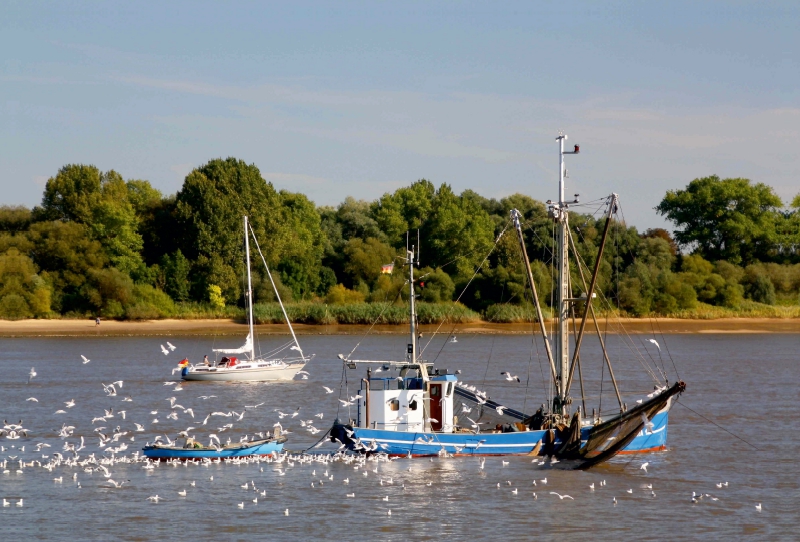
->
[181,216,312,382]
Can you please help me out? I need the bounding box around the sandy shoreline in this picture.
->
[1,317,799,337]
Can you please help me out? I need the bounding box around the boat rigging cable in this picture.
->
[571,213,663,385]
[423,221,511,362]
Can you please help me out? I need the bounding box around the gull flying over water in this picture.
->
[81,355,91,364]
[550,492,574,500]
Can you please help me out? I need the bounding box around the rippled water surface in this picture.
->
[1,332,797,540]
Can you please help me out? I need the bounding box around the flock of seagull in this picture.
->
[2,341,764,521]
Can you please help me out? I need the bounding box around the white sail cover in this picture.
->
[213,333,253,355]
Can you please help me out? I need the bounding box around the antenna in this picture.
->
[406,230,409,258]
[416,229,420,265]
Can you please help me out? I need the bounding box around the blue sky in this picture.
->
[2,1,798,229]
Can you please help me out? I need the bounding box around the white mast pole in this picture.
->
[408,247,416,365]
[556,134,570,413]
[244,216,255,361]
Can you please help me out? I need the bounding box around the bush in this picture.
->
[748,274,776,305]
[124,284,177,319]
[0,293,32,319]
[418,267,455,303]
[325,284,365,305]
[208,284,226,309]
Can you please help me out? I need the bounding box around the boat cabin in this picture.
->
[356,368,457,433]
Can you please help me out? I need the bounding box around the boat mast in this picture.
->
[244,216,255,361]
[408,247,417,365]
[553,134,579,415]
[247,223,304,358]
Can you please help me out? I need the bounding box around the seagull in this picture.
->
[65,400,76,408]
[167,342,177,351]
[28,367,37,383]
[237,502,244,509]
[647,339,660,350]
[550,492,574,500]
[496,406,508,416]
[626,489,633,494]
[449,336,457,343]
[501,372,521,382]
[755,503,762,512]
[147,495,162,502]
[512,488,518,495]
[26,397,38,402]
[322,386,334,394]
[284,509,289,516]
[81,355,91,364]
[161,345,170,355]
[107,479,128,488]
[346,493,355,498]
[178,489,186,497]
[640,462,649,473]
[640,414,654,432]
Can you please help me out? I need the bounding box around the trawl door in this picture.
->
[429,384,443,431]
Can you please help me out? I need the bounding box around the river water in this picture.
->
[0,332,797,540]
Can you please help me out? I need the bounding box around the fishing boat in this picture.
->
[331,134,685,469]
[142,434,287,460]
[181,216,312,382]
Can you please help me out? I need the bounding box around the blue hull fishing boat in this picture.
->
[142,436,286,460]
[331,134,685,469]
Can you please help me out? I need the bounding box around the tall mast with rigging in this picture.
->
[407,247,417,365]
[244,216,256,361]
[553,134,580,415]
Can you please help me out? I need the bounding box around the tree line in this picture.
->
[1,159,799,321]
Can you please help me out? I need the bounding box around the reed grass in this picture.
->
[251,301,480,325]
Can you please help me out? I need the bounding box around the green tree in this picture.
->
[656,175,783,264]
[0,248,51,318]
[425,183,495,279]
[417,267,455,303]
[27,221,108,313]
[33,165,147,278]
[372,180,436,244]
[343,237,399,287]
[0,206,33,234]
[174,158,324,303]
[161,249,191,302]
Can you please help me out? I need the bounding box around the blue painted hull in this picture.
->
[342,411,669,457]
[142,439,284,460]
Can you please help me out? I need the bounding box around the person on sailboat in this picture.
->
[203,355,210,366]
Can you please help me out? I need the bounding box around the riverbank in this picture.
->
[1,317,800,337]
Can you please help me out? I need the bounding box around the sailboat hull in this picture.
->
[333,407,670,457]
[182,363,305,382]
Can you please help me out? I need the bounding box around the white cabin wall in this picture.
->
[360,389,424,431]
